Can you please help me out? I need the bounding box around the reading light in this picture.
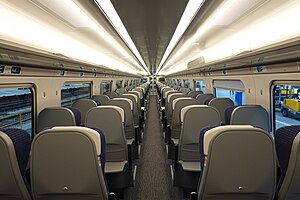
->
[94,0,150,75]
[157,0,205,73]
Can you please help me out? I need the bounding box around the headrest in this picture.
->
[136,87,145,94]
[180,105,209,122]
[168,93,183,103]
[203,125,254,155]
[172,97,192,110]
[129,90,141,99]
[161,86,169,93]
[123,93,138,103]
[112,98,133,110]
[165,90,175,98]
[51,126,101,156]
[98,105,125,122]
[72,99,97,107]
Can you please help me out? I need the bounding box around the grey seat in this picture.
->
[225,105,270,132]
[85,106,133,191]
[38,107,79,132]
[173,105,221,190]
[195,125,276,200]
[179,87,191,95]
[166,94,185,129]
[103,91,118,99]
[131,88,146,122]
[195,93,214,104]
[31,126,111,200]
[106,98,139,159]
[72,99,97,125]
[162,87,173,106]
[188,91,203,98]
[92,95,110,105]
[119,94,141,142]
[208,98,234,124]
[128,91,143,130]
[275,125,300,200]
[0,128,32,200]
[168,98,199,159]
[115,88,127,95]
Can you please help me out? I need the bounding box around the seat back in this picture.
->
[179,105,220,161]
[72,99,97,125]
[133,87,145,107]
[179,87,191,95]
[0,129,32,200]
[196,93,214,105]
[171,98,199,139]
[167,94,185,126]
[38,107,79,132]
[188,91,203,98]
[119,94,139,126]
[226,105,270,132]
[31,126,108,200]
[115,87,127,95]
[198,125,276,200]
[103,91,118,99]
[86,106,127,161]
[208,98,234,123]
[92,95,110,105]
[275,125,300,200]
[128,91,141,115]
[107,98,135,139]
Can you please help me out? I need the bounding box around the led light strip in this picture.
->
[156,0,205,74]
[94,0,150,75]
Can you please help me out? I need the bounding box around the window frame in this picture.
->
[271,80,300,133]
[61,81,92,107]
[0,83,36,137]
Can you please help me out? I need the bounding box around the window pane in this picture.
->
[194,80,206,93]
[101,81,111,94]
[274,84,300,130]
[215,88,245,106]
[116,80,123,89]
[0,87,33,136]
[61,83,91,107]
[184,80,190,88]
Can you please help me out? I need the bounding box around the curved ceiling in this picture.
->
[111,0,189,74]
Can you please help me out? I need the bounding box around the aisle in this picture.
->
[127,93,182,200]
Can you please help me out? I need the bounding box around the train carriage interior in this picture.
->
[1,0,300,199]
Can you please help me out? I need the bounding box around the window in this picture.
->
[214,80,245,106]
[100,81,111,94]
[184,80,190,88]
[0,86,34,136]
[178,79,182,87]
[194,80,206,93]
[61,83,91,107]
[273,82,300,130]
[116,80,123,89]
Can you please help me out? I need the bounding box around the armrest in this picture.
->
[190,192,197,200]
[163,116,167,133]
[127,144,133,170]
[108,192,116,200]
[174,144,179,170]
[134,126,140,144]
[166,125,171,145]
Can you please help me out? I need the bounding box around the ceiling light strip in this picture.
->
[156,0,205,74]
[94,0,150,74]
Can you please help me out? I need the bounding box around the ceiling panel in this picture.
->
[111,0,188,73]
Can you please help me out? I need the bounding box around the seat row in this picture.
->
[157,83,300,200]
[0,83,150,200]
